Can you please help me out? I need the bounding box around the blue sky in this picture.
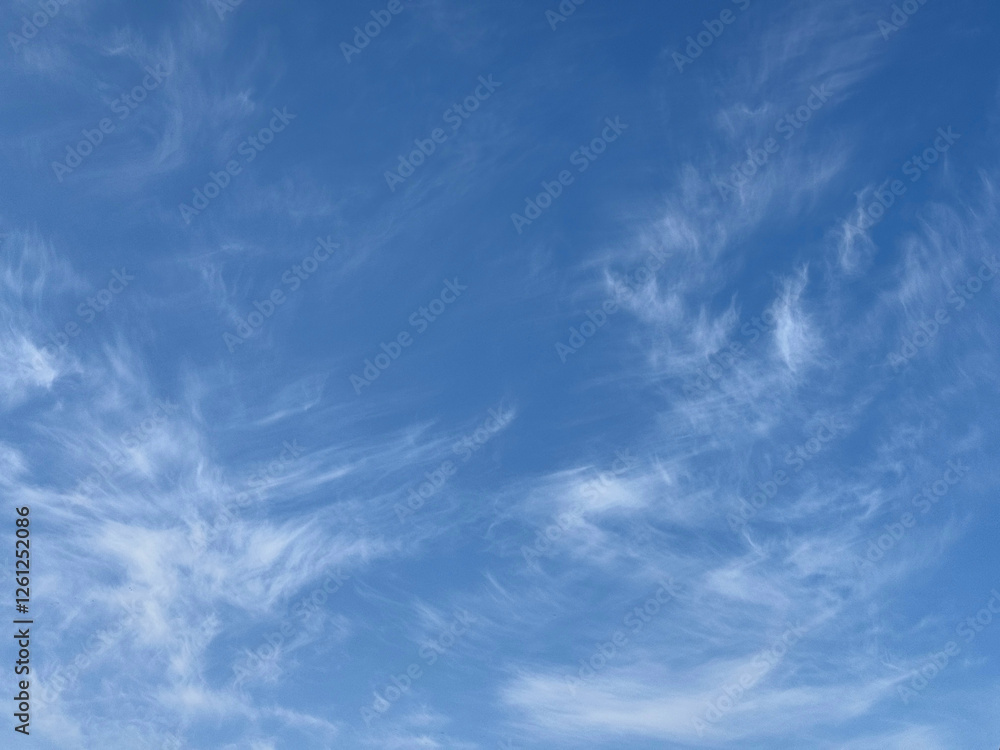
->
[2,0,1000,747]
